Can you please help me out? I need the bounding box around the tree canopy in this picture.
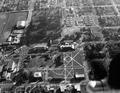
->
[25,8,62,45]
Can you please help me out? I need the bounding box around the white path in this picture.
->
[25,0,36,27]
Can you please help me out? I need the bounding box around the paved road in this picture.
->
[25,0,36,27]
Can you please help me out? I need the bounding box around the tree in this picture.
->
[25,8,62,45]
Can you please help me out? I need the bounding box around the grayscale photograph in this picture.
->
[0,0,120,93]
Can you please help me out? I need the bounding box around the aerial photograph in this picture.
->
[0,0,120,93]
